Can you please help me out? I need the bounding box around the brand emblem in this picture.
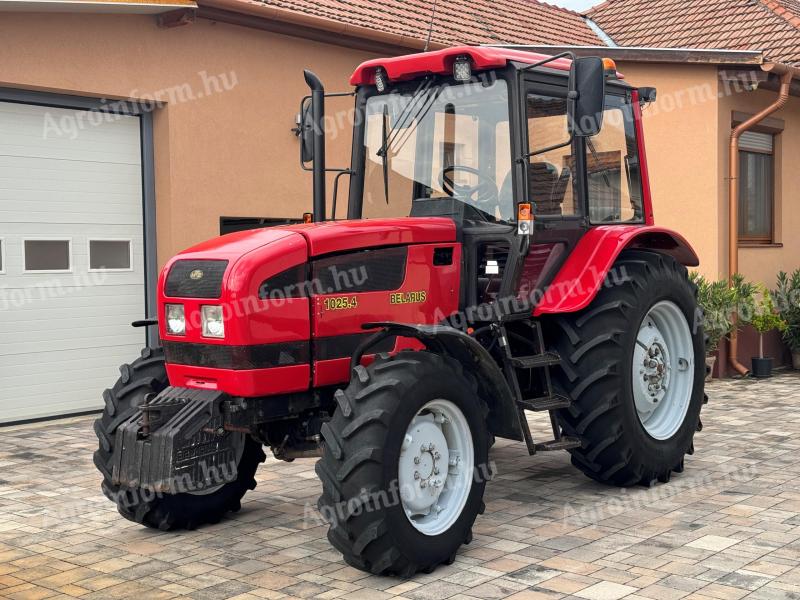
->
[189,269,204,280]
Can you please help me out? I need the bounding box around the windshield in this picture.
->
[360,78,513,222]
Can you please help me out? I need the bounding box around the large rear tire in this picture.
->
[316,351,491,576]
[93,346,266,530]
[545,251,705,487]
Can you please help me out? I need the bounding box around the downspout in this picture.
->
[728,62,796,375]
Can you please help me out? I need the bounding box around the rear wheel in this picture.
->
[316,351,491,576]
[546,251,705,486]
[93,347,265,529]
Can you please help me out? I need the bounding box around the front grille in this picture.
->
[165,260,229,299]
[163,340,310,370]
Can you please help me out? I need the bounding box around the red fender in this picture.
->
[533,225,699,316]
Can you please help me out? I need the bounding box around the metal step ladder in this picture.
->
[493,319,581,455]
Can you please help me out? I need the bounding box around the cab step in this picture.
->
[517,394,571,412]
[535,436,582,452]
[508,352,561,369]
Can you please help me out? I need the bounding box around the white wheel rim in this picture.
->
[632,300,695,440]
[398,399,474,536]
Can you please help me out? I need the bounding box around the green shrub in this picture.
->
[775,269,800,353]
[743,284,787,359]
[690,272,737,355]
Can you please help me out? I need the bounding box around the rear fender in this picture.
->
[356,322,523,441]
[534,226,699,316]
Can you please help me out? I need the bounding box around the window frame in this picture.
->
[22,237,73,274]
[521,78,586,222]
[585,91,645,226]
[737,134,775,244]
[87,238,135,273]
[0,237,5,274]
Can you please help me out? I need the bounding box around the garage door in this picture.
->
[0,101,146,423]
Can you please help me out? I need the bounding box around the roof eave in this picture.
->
[486,45,765,66]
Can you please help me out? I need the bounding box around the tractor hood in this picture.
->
[281,217,457,256]
[157,217,457,397]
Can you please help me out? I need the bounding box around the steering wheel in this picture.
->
[439,165,499,215]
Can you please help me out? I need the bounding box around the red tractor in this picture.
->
[94,46,706,576]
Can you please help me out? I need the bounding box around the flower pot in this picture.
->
[793,352,800,370]
[705,356,716,382]
[751,357,773,378]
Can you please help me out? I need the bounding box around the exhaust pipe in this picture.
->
[304,70,327,222]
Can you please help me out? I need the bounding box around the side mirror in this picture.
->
[568,57,606,137]
[299,100,315,164]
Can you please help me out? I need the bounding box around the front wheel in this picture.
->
[546,250,706,487]
[93,347,266,530]
[316,351,491,576]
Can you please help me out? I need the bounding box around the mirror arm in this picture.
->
[331,169,355,220]
[516,133,574,164]
[518,51,576,73]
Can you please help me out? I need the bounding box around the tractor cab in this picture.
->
[301,46,656,311]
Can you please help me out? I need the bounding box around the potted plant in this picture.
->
[690,272,737,380]
[775,270,800,369]
[746,284,787,378]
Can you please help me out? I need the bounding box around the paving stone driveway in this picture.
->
[1,372,800,600]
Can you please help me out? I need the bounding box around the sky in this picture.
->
[544,0,604,11]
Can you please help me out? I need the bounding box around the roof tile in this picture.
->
[251,0,603,46]
[587,0,800,65]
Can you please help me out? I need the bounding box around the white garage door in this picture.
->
[0,101,146,423]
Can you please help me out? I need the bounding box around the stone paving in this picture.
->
[1,372,800,600]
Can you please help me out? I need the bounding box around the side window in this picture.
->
[89,239,132,271]
[24,239,71,272]
[586,95,643,223]
[526,94,580,217]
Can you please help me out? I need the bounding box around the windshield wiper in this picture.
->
[587,137,612,189]
[376,78,440,206]
[380,104,390,204]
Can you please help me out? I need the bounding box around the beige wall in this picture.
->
[717,86,800,287]
[617,62,724,279]
[0,13,374,266]
[617,61,799,286]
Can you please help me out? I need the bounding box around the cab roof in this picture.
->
[349,45,573,86]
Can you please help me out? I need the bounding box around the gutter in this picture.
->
[197,0,447,51]
[727,61,799,376]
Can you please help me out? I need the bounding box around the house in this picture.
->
[0,0,602,422]
[581,0,800,374]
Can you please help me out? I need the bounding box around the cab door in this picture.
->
[513,76,589,302]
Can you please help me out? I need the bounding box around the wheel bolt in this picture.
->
[414,471,420,480]
[420,480,427,488]
[433,467,440,475]
[414,457,420,465]
[434,452,441,460]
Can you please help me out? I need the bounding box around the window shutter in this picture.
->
[740,131,773,153]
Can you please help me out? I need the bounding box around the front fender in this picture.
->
[356,322,523,441]
[534,226,699,316]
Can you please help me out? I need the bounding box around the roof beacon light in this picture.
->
[602,58,618,79]
[453,55,472,82]
[374,67,388,93]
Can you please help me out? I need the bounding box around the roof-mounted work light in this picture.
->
[453,55,472,81]
[374,67,389,93]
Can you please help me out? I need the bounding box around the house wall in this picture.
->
[0,12,374,266]
[616,62,723,279]
[717,85,800,288]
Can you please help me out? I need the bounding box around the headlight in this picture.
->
[165,304,185,335]
[201,305,225,338]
